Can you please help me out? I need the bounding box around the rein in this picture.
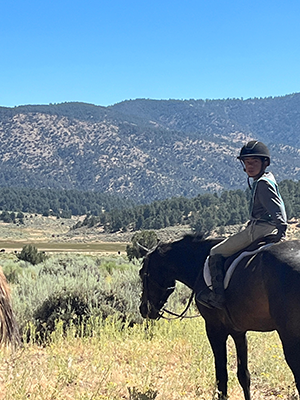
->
[161,290,201,320]
[143,272,201,320]
[159,260,207,320]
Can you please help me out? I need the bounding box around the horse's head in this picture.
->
[138,234,217,319]
[139,244,176,320]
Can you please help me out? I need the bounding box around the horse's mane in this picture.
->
[156,232,221,256]
[183,232,206,241]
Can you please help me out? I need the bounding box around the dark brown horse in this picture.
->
[0,267,20,347]
[139,234,300,400]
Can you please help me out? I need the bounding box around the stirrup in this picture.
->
[196,287,224,310]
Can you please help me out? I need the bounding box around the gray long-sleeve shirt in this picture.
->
[249,171,287,228]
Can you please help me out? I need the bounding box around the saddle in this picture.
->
[204,235,279,290]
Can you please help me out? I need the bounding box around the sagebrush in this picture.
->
[2,253,191,341]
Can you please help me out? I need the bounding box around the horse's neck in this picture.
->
[172,244,212,290]
[177,269,204,291]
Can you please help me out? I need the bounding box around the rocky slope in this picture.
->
[0,95,300,202]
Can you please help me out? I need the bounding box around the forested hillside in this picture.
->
[0,182,297,235]
[0,187,134,219]
[0,95,300,202]
[74,179,299,233]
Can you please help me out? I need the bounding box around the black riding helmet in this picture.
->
[237,140,270,165]
[238,141,270,187]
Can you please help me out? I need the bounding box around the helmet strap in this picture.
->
[247,176,252,190]
[240,160,246,172]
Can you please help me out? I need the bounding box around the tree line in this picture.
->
[0,187,134,218]
[0,180,299,233]
[74,179,300,233]
[75,189,249,233]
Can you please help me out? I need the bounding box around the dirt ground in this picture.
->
[0,213,299,253]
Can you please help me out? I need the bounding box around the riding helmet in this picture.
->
[237,140,270,165]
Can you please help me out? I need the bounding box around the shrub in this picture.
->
[10,253,192,342]
[33,287,92,341]
[16,244,48,265]
[2,261,24,284]
[12,255,144,340]
[126,230,158,260]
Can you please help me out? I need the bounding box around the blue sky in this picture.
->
[1,0,300,107]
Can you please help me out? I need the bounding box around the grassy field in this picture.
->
[0,318,298,400]
[0,240,128,254]
[0,215,129,254]
[0,215,299,399]
[0,214,299,254]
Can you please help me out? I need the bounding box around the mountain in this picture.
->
[0,94,300,203]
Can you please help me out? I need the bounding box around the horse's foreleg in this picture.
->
[232,332,251,400]
[206,323,229,399]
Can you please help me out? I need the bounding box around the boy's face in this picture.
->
[243,157,264,178]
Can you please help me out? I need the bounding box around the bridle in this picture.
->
[141,257,200,320]
[140,265,176,319]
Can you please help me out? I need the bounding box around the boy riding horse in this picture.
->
[197,140,287,310]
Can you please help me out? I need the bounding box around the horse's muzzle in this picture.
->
[139,301,160,320]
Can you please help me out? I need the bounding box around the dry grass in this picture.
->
[0,318,297,400]
[0,214,299,251]
[0,218,299,399]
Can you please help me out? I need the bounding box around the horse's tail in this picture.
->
[0,267,20,348]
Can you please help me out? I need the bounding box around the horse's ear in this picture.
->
[137,242,149,257]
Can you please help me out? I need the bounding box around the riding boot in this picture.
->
[196,254,225,310]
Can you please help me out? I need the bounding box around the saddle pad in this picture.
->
[203,243,274,290]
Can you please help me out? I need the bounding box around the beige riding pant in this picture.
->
[210,222,277,258]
